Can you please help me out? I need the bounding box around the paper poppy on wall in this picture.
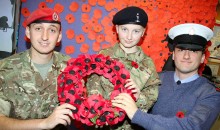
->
[65,14,75,24]
[57,54,135,126]
[54,3,64,13]
[21,8,30,18]
[38,2,47,9]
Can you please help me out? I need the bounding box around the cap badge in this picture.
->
[52,12,59,21]
[188,27,195,35]
[135,13,140,22]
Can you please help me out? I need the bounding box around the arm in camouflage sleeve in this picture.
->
[0,61,76,130]
[136,84,159,111]
[135,58,160,111]
[0,104,75,130]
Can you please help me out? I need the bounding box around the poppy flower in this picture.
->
[176,111,185,118]
[81,4,91,13]
[65,45,75,55]
[158,11,172,24]
[81,13,90,23]
[96,108,116,125]
[98,0,106,6]
[65,14,75,24]
[108,11,117,19]
[146,2,155,10]
[89,54,105,68]
[75,34,85,44]
[104,1,114,11]
[102,65,115,81]
[66,29,75,39]
[78,102,92,125]
[113,0,127,10]
[89,17,99,26]
[69,2,79,12]
[21,8,30,17]
[92,42,101,52]
[115,108,126,121]
[104,26,118,43]
[96,34,105,43]
[131,61,139,69]
[80,44,90,53]
[21,0,26,2]
[70,55,86,69]
[140,0,148,6]
[101,16,111,26]
[105,31,118,46]
[93,9,102,19]
[156,1,168,9]
[129,0,141,7]
[38,2,47,9]
[110,90,121,100]
[88,0,97,6]
[54,3,64,13]
[87,94,105,118]
[88,30,97,40]
[82,23,92,33]
[93,24,103,33]
[104,110,117,125]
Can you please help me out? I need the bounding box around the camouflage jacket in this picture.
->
[86,44,160,130]
[0,50,70,119]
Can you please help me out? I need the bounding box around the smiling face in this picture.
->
[25,22,62,56]
[173,47,205,78]
[116,24,145,53]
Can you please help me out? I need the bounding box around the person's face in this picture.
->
[116,24,145,49]
[25,22,62,55]
[173,47,205,75]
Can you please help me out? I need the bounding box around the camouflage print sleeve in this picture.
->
[86,73,114,100]
[0,71,11,116]
[136,84,159,111]
[86,74,104,96]
[135,58,160,111]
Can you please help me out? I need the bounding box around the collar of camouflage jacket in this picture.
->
[113,43,145,63]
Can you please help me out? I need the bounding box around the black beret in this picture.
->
[112,6,148,28]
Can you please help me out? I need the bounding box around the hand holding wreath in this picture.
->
[57,54,136,126]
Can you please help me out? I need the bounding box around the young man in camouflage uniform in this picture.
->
[86,6,160,130]
[0,8,75,130]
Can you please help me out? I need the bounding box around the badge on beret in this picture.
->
[52,12,59,21]
[135,13,140,23]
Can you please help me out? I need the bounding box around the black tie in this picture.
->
[177,80,181,85]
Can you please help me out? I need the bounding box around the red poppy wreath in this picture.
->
[57,54,135,126]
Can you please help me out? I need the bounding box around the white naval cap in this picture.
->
[168,23,213,50]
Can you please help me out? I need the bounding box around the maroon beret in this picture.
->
[25,8,60,26]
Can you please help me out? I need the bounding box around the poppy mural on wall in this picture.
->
[17,0,219,72]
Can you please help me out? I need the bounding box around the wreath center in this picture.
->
[57,54,135,126]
